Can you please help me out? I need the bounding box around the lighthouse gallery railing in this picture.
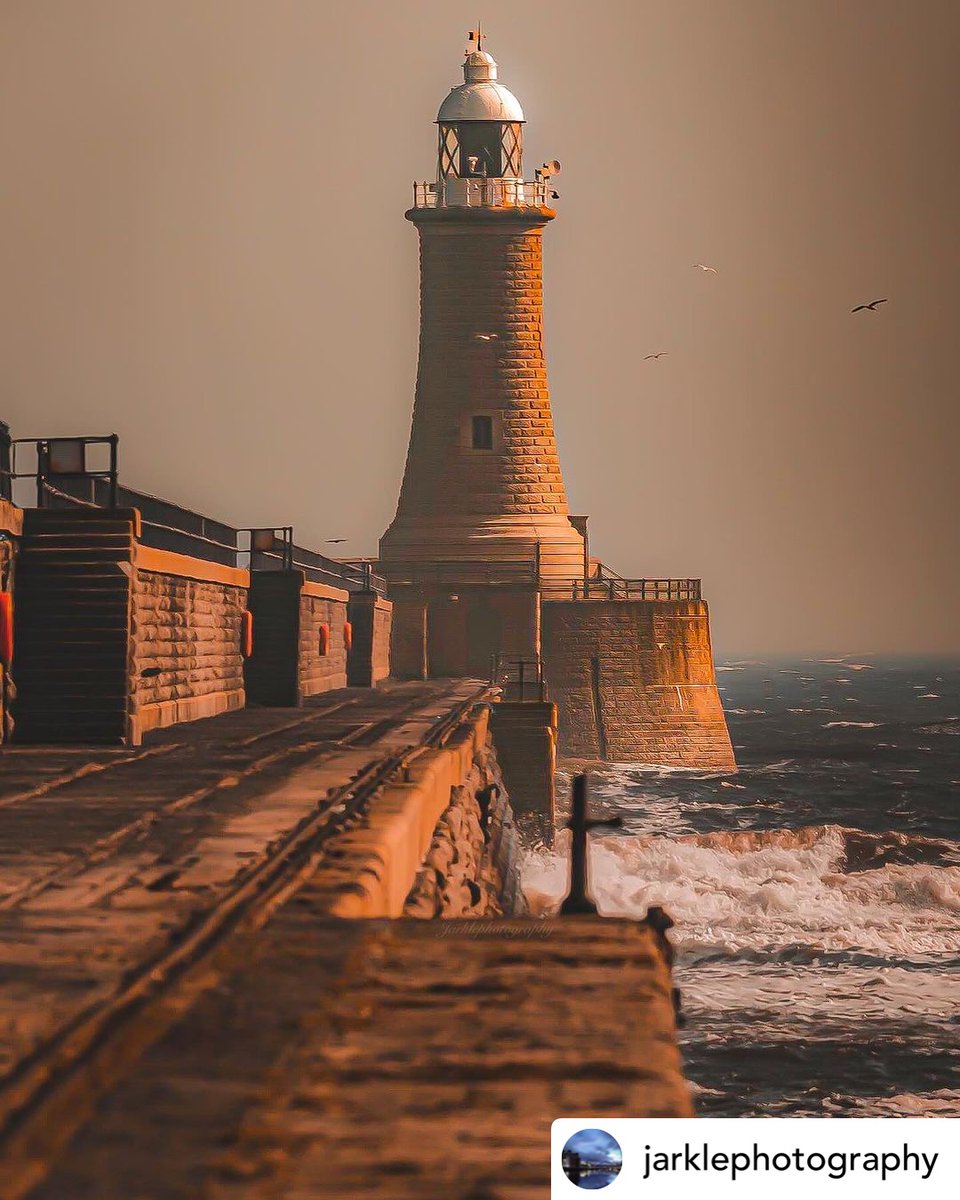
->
[412,178,553,209]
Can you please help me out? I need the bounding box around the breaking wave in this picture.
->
[521,824,960,960]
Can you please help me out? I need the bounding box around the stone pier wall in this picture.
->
[131,546,248,741]
[389,594,428,680]
[404,732,523,917]
[489,699,557,841]
[298,582,350,698]
[316,703,528,919]
[542,598,736,769]
[346,591,393,687]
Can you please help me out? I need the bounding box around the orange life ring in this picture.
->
[241,610,254,659]
[343,620,353,652]
[0,592,12,667]
[318,622,330,657]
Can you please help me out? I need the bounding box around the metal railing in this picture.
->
[383,547,700,604]
[412,178,552,210]
[0,423,11,502]
[249,530,387,593]
[491,654,546,703]
[30,470,385,593]
[2,435,119,509]
[540,577,702,602]
[384,557,540,588]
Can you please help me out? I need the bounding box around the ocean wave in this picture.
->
[822,721,883,729]
[521,824,960,958]
[917,719,960,735]
[824,1091,960,1117]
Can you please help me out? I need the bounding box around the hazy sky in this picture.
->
[1,1,958,655]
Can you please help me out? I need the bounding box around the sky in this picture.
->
[564,1128,622,1165]
[1,1,958,656]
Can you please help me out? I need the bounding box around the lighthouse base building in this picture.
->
[379,40,734,771]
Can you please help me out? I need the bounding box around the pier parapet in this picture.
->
[3,433,393,745]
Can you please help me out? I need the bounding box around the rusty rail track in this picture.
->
[0,681,494,1199]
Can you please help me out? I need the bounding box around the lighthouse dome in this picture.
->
[437,51,525,123]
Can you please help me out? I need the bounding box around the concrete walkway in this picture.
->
[0,683,692,1199]
[0,682,480,1098]
[31,909,691,1200]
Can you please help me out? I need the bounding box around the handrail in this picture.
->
[29,471,385,593]
[384,557,540,587]
[412,177,553,210]
[540,577,702,602]
[4,435,119,509]
[491,653,546,703]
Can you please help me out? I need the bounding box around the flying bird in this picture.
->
[474,332,499,341]
[693,263,718,274]
[325,538,347,544]
[644,352,668,360]
[851,298,888,312]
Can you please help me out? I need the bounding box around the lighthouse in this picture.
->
[380,35,585,677]
[379,35,735,771]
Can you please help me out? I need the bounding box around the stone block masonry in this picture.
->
[10,510,395,744]
[388,595,428,680]
[542,598,736,769]
[298,582,349,697]
[346,590,392,687]
[311,699,531,919]
[12,508,137,744]
[404,727,522,918]
[131,545,248,740]
[489,700,558,840]
[391,215,570,521]
[380,207,585,581]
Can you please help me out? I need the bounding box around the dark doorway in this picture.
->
[466,598,502,676]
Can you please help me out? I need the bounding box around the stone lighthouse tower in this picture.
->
[380,36,585,677]
[379,35,735,772]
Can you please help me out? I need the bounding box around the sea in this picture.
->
[522,657,960,1116]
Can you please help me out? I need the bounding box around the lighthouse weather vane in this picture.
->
[467,21,486,53]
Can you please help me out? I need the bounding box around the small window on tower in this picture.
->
[471,415,494,450]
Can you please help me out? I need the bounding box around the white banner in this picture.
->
[552,1118,957,1197]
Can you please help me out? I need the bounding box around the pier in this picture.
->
[0,684,691,1199]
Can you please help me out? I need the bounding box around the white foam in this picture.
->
[522,825,960,958]
[822,721,883,728]
[824,1091,960,1117]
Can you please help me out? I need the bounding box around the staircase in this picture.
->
[13,509,136,744]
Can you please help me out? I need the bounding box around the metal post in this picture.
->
[108,434,119,509]
[36,440,46,508]
[560,774,622,916]
[0,422,10,502]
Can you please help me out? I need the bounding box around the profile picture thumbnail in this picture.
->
[561,1128,623,1189]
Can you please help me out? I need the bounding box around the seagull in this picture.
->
[474,332,499,341]
[694,263,718,274]
[644,352,668,360]
[325,538,347,544]
[851,298,888,312]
